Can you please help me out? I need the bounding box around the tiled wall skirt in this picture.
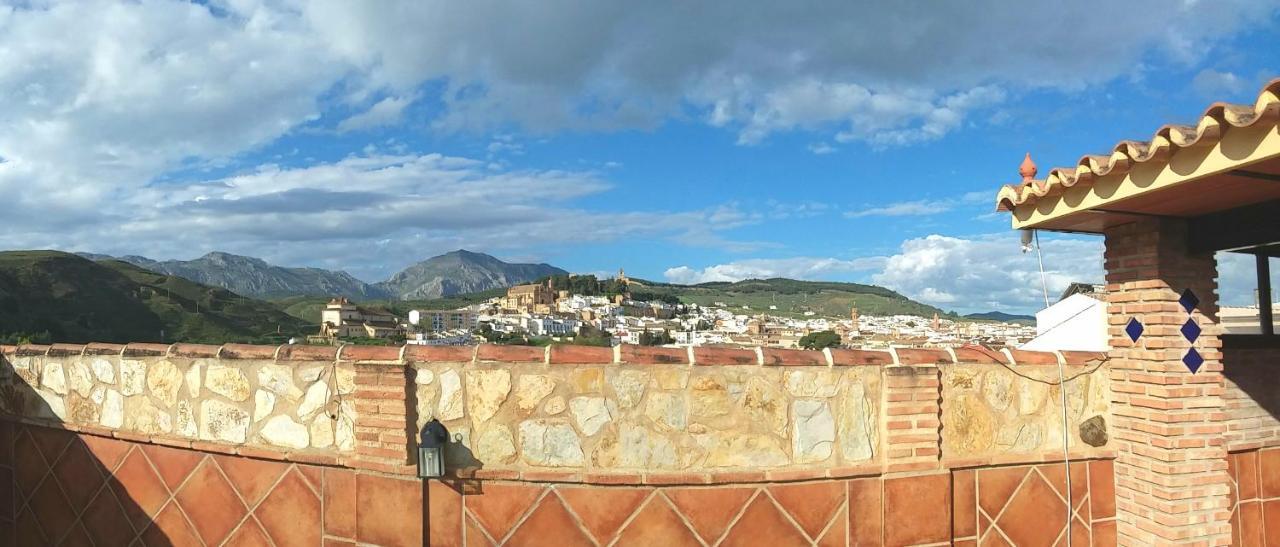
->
[1,420,1133,546]
[1227,448,1280,546]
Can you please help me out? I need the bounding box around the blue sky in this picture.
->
[1,1,1277,313]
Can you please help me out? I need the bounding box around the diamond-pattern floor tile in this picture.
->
[79,487,138,547]
[557,486,651,544]
[141,443,205,492]
[994,473,1067,547]
[28,427,72,465]
[614,496,702,547]
[664,486,756,543]
[465,483,545,541]
[13,429,49,500]
[223,517,273,547]
[978,466,1028,517]
[52,440,107,512]
[719,494,809,547]
[139,502,202,547]
[175,459,248,546]
[28,477,76,544]
[111,447,172,533]
[769,481,845,540]
[255,469,321,547]
[215,454,289,508]
[503,493,595,547]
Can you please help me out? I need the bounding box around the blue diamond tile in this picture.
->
[1183,348,1204,374]
[1124,317,1144,343]
[1180,319,1201,344]
[1179,289,1200,313]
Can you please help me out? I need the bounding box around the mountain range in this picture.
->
[79,249,566,301]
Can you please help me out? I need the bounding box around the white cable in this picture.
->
[1034,230,1051,310]
[1057,353,1073,546]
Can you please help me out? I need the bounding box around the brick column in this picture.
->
[347,347,418,475]
[1103,219,1231,545]
[882,362,942,472]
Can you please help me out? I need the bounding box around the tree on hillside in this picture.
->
[799,330,841,350]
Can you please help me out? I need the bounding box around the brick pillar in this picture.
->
[348,347,418,476]
[882,363,942,472]
[1103,219,1231,545]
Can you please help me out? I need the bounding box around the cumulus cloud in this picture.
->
[337,95,416,133]
[664,256,887,284]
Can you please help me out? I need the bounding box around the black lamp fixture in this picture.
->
[418,419,449,479]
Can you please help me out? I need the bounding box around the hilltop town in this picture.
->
[315,269,1037,349]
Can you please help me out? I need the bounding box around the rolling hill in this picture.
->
[0,251,310,344]
[378,250,567,300]
[629,277,957,319]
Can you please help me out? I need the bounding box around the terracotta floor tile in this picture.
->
[1087,460,1115,520]
[664,486,756,544]
[883,473,950,547]
[980,530,1012,547]
[60,523,95,547]
[175,459,249,546]
[15,508,47,546]
[556,486,650,544]
[0,467,12,520]
[464,482,544,542]
[847,477,882,547]
[255,469,322,547]
[214,454,289,508]
[994,473,1066,547]
[324,467,357,539]
[977,466,1028,517]
[954,469,977,539]
[355,472,423,547]
[139,502,203,547]
[27,475,76,543]
[53,441,107,513]
[81,434,133,473]
[1054,518,1088,547]
[817,505,847,547]
[1237,451,1260,501]
[111,448,173,533]
[1240,502,1263,546]
[1091,520,1115,547]
[1259,449,1280,499]
[0,421,11,467]
[503,494,595,547]
[1038,462,1087,510]
[224,517,273,547]
[614,496,703,547]
[297,464,324,494]
[769,481,845,540]
[1263,500,1280,547]
[719,494,810,547]
[28,426,72,465]
[466,514,496,547]
[13,429,49,500]
[141,444,205,493]
[427,479,463,547]
[80,487,139,547]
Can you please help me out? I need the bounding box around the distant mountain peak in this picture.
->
[378,250,567,300]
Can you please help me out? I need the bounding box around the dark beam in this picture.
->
[1260,254,1275,336]
[1187,199,1280,253]
[1230,169,1280,183]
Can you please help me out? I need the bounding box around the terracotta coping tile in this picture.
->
[582,473,642,485]
[45,343,85,356]
[1007,349,1060,366]
[643,472,710,485]
[549,345,613,365]
[0,344,16,355]
[830,349,893,366]
[170,343,222,358]
[476,344,545,363]
[895,348,953,365]
[287,452,341,466]
[122,342,171,357]
[339,345,403,362]
[952,346,1008,364]
[471,469,521,481]
[761,348,826,366]
[1061,351,1106,365]
[219,343,278,360]
[404,345,475,363]
[16,344,52,356]
[693,347,757,366]
[82,342,126,355]
[520,470,582,483]
[619,345,689,365]
[277,344,340,361]
[765,469,828,482]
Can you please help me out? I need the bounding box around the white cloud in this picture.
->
[808,142,836,155]
[664,256,887,284]
[337,95,415,133]
[1191,69,1249,98]
[845,199,955,218]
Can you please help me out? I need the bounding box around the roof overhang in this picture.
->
[995,79,1280,234]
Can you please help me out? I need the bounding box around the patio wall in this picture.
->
[1,342,1116,546]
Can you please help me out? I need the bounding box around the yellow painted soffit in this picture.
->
[1009,121,1280,231]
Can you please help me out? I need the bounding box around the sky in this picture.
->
[1,0,1278,314]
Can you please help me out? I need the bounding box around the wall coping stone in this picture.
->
[1,341,1106,367]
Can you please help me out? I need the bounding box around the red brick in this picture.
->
[277,344,339,361]
[694,346,757,365]
[340,345,402,361]
[619,344,689,365]
[476,343,544,363]
[82,342,125,355]
[830,348,894,366]
[895,348,952,365]
[403,344,474,362]
[45,343,85,356]
[549,344,614,364]
[121,342,169,356]
[761,347,826,366]
[170,343,221,358]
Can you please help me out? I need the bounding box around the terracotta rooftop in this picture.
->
[995,78,1280,212]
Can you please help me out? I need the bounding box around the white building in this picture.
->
[1020,293,1107,352]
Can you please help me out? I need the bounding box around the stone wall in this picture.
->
[0,343,356,458]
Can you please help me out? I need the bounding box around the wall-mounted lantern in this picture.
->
[418,419,449,479]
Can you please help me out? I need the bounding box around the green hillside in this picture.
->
[0,251,310,344]
[275,288,506,324]
[630,278,956,319]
